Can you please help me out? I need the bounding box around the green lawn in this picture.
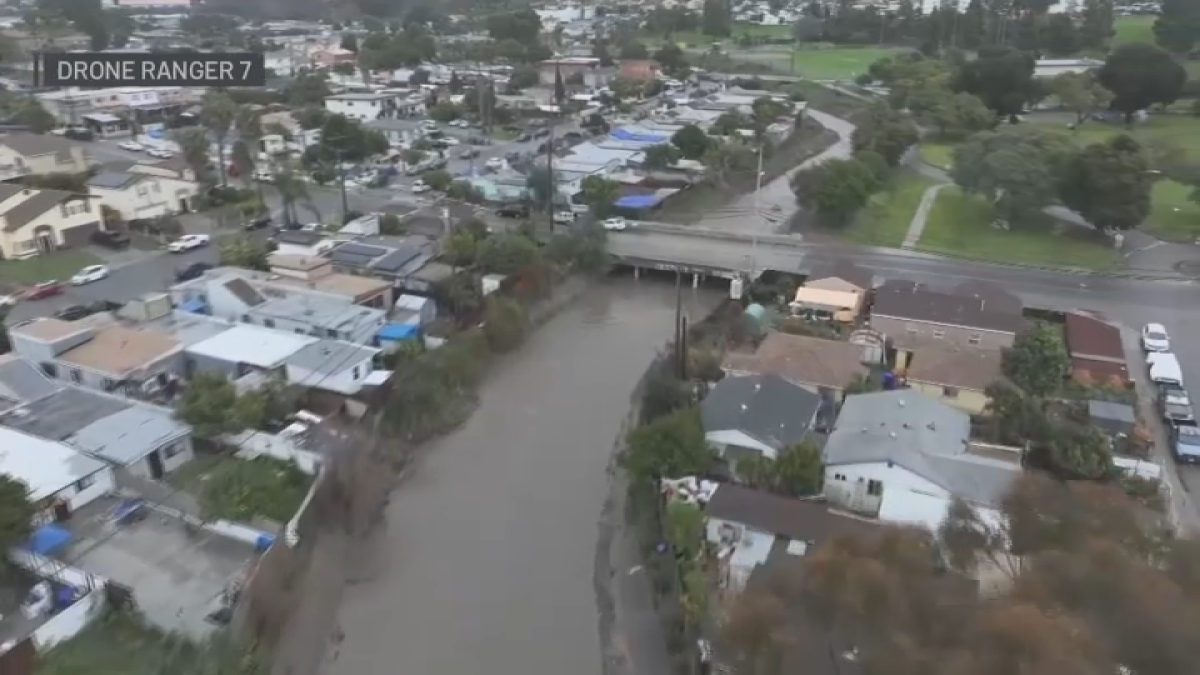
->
[169,454,312,524]
[918,187,1123,270]
[1112,15,1156,46]
[792,46,906,80]
[641,22,793,46]
[0,250,100,285]
[1146,180,1200,242]
[842,170,938,247]
[1026,114,1200,158]
[919,142,956,170]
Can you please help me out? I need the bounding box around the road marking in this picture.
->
[627,565,643,575]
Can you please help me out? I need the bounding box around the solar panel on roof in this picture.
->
[373,249,422,272]
[335,243,388,257]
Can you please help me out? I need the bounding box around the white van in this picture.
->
[1149,352,1183,385]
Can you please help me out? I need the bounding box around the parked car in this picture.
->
[26,281,64,300]
[496,203,530,218]
[553,211,576,225]
[70,265,110,285]
[516,133,532,142]
[1142,323,1170,352]
[411,180,431,194]
[54,304,92,320]
[90,229,130,249]
[244,215,272,231]
[167,234,210,252]
[119,141,144,152]
[146,148,173,159]
[485,157,505,170]
[175,262,213,281]
[602,217,628,231]
[534,128,551,138]
[63,127,94,141]
[253,169,274,182]
[459,148,480,160]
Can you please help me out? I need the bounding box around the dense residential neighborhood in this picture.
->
[0,0,1194,674]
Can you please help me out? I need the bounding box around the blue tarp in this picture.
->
[609,127,670,144]
[179,298,208,314]
[614,193,666,209]
[26,524,72,555]
[377,323,420,341]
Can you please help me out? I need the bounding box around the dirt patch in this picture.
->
[654,120,838,224]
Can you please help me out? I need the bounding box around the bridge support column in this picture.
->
[633,266,640,280]
[692,274,699,289]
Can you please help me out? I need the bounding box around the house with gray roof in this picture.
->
[701,373,822,473]
[0,132,89,179]
[86,163,200,221]
[0,183,100,259]
[822,390,1024,531]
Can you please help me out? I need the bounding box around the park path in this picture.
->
[901,183,948,249]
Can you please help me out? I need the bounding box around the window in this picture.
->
[40,362,57,378]
[242,314,252,323]
[968,333,982,345]
[263,319,275,328]
[295,328,306,334]
[832,473,846,481]
[932,330,945,339]
[75,474,95,492]
[162,442,185,459]
[352,366,361,380]
[942,386,959,398]
[867,479,883,496]
[103,378,117,391]
[69,369,82,384]
[326,328,338,338]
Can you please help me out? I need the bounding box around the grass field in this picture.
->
[1113,15,1156,47]
[918,187,1124,269]
[792,46,905,80]
[641,22,792,46]
[0,250,100,285]
[918,115,1200,240]
[841,170,938,247]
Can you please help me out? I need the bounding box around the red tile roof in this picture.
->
[1064,312,1124,360]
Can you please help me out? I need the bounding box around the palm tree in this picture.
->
[200,92,237,184]
[172,127,213,184]
[232,104,264,198]
[272,165,318,226]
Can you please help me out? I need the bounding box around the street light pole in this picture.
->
[749,142,765,279]
[335,148,349,224]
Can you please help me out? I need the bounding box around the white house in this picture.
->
[324,92,402,122]
[86,169,198,220]
[0,184,102,260]
[0,426,115,525]
[822,391,1023,532]
[284,339,383,396]
[273,229,337,258]
[700,373,823,472]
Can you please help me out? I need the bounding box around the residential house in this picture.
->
[701,373,823,473]
[8,311,183,398]
[903,347,1004,414]
[171,272,389,344]
[1033,58,1103,79]
[617,59,661,82]
[86,168,198,221]
[1088,400,1136,440]
[0,426,114,526]
[0,385,193,481]
[324,92,401,122]
[274,230,337,258]
[364,119,423,146]
[0,133,90,180]
[869,280,1023,350]
[822,390,1023,530]
[721,332,875,397]
[184,324,318,380]
[789,280,865,323]
[806,259,875,292]
[266,254,394,309]
[537,57,609,87]
[326,238,434,284]
[0,184,100,259]
[705,482,878,594]
[284,339,384,396]
[0,353,61,410]
[1064,311,1129,386]
[129,156,199,184]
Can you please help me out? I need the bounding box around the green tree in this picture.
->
[643,143,682,169]
[652,42,689,78]
[1154,0,1200,54]
[173,127,213,184]
[482,295,529,353]
[1003,322,1070,397]
[428,102,460,123]
[1096,43,1188,128]
[526,166,556,212]
[851,104,919,166]
[580,175,620,217]
[951,125,1076,224]
[176,372,244,438]
[791,157,878,226]
[954,47,1037,119]
[476,232,541,275]
[553,65,566,105]
[14,98,55,133]
[1039,13,1081,56]
[231,104,263,184]
[670,124,713,160]
[925,91,996,141]
[1079,0,1115,50]
[0,475,34,553]
[621,407,713,481]
[218,236,270,271]
[701,0,731,37]
[443,231,480,267]
[340,33,358,52]
[421,169,453,191]
[201,92,237,184]
[1050,72,1113,126]
[1059,135,1154,231]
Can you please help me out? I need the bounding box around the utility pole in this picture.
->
[335,148,349,224]
[749,142,764,279]
[545,123,555,233]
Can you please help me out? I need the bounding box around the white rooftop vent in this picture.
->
[898,399,906,407]
[889,432,897,439]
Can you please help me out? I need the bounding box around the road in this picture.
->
[321,279,722,675]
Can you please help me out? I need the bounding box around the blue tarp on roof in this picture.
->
[377,323,420,341]
[609,127,670,144]
[614,193,666,209]
[26,524,72,555]
[179,298,208,314]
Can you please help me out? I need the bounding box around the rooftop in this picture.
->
[186,325,318,368]
[252,296,385,338]
[273,271,391,299]
[67,404,189,466]
[872,280,1023,334]
[137,311,235,347]
[62,496,260,639]
[56,324,180,376]
[0,354,59,408]
[0,427,108,501]
[0,132,79,161]
[0,386,131,441]
[905,346,1004,392]
[285,339,378,377]
[722,333,870,391]
[267,253,329,272]
[708,484,879,542]
[10,317,88,342]
[701,373,822,450]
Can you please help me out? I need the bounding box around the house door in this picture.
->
[34,225,55,252]
[147,451,165,480]
[178,197,190,213]
[53,500,70,522]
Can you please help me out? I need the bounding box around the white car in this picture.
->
[1142,323,1171,352]
[253,170,274,182]
[147,148,173,159]
[485,157,505,170]
[411,181,431,193]
[167,234,210,253]
[553,211,576,225]
[602,217,628,231]
[70,265,110,285]
[119,141,144,152]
